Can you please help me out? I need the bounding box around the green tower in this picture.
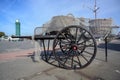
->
[15,19,21,36]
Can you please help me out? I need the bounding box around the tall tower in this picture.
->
[15,19,21,36]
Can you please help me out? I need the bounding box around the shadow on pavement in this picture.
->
[97,42,120,51]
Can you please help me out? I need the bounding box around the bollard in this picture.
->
[34,40,41,62]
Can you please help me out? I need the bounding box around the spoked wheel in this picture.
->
[53,25,97,69]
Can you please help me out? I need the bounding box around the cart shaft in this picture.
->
[12,35,65,40]
[12,36,32,40]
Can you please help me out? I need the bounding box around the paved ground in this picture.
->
[0,40,120,80]
[0,40,34,53]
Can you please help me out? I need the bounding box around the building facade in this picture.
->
[89,18,113,36]
[41,14,117,36]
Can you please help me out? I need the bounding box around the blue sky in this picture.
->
[0,0,120,36]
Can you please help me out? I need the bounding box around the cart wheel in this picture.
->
[53,25,97,69]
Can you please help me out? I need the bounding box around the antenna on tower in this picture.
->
[83,0,100,34]
[93,0,100,35]
[84,0,100,19]
[93,0,100,19]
